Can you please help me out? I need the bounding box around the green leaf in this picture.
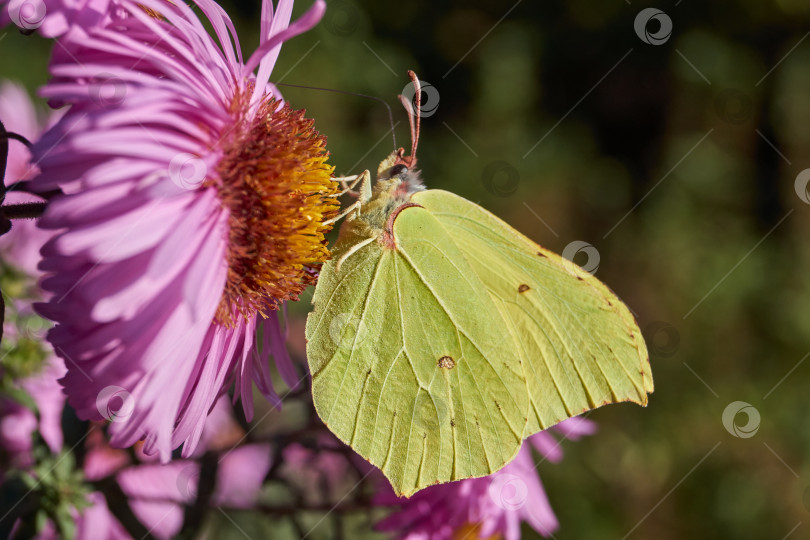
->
[54,503,76,540]
[306,162,653,497]
[35,509,48,535]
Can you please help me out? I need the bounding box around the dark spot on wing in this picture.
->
[537,251,547,258]
[438,356,456,369]
[518,284,530,293]
[450,419,455,427]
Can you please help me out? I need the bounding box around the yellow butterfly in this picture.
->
[306,72,653,497]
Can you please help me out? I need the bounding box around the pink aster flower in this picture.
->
[1,0,114,37]
[5,392,272,539]
[375,417,597,540]
[82,397,272,540]
[111,443,272,539]
[30,0,337,461]
[0,80,62,470]
[20,490,131,540]
[0,80,56,275]
[0,359,65,469]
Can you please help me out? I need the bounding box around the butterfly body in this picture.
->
[338,155,422,231]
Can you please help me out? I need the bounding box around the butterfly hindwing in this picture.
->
[307,206,529,497]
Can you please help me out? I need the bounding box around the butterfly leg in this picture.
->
[324,170,372,226]
[331,172,365,197]
[335,236,375,272]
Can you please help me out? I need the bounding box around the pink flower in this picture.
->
[21,491,131,540]
[0,80,62,470]
[0,359,65,469]
[1,0,115,37]
[83,397,273,539]
[4,392,272,539]
[0,80,55,275]
[30,0,337,461]
[281,433,370,502]
[0,356,129,540]
[375,418,597,540]
[111,443,271,539]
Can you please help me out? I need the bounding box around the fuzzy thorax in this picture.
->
[335,152,426,256]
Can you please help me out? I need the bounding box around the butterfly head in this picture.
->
[374,71,425,196]
[375,151,424,198]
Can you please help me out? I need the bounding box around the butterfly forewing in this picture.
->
[411,189,653,437]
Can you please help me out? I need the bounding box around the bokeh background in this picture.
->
[3,0,810,538]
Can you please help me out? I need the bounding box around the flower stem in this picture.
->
[2,202,47,220]
[0,123,33,202]
[8,181,63,200]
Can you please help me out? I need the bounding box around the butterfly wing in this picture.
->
[306,209,529,497]
[411,189,653,437]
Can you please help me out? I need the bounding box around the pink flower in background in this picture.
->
[111,443,272,539]
[2,390,272,539]
[30,0,338,461]
[1,0,114,37]
[0,80,62,471]
[1,357,130,540]
[375,417,597,540]
[21,491,131,540]
[83,396,273,540]
[0,359,65,469]
[0,80,55,275]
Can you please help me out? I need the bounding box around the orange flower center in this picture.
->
[215,95,338,325]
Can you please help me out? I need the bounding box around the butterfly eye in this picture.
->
[390,164,408,177]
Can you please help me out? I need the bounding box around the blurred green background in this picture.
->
[4,0,810,538]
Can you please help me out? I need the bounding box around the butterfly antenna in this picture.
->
[277,82,397,151]
[396,71,421,168]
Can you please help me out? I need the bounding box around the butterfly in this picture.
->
[305,71,653,497]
